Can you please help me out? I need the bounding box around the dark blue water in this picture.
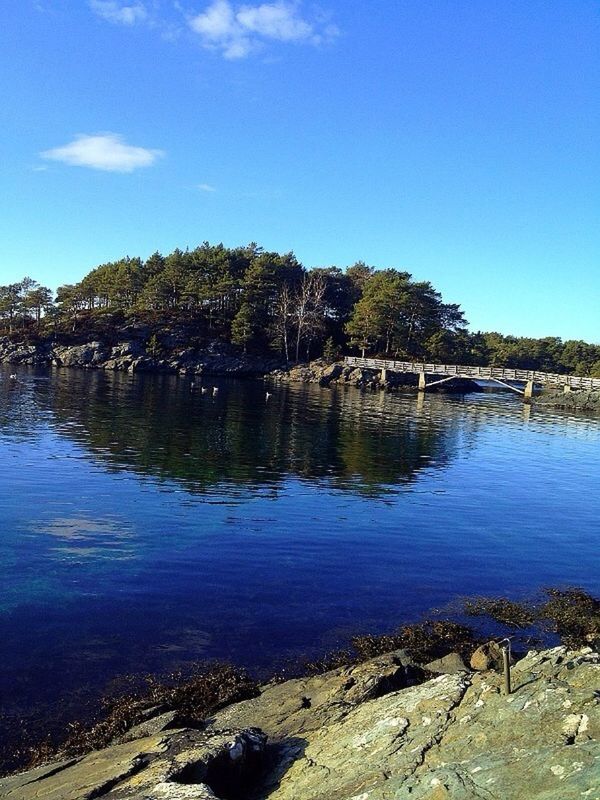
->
[0,366,598,724]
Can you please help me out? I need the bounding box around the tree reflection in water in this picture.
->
[34,368,463,497]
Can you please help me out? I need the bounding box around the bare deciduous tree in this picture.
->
[294,272,327,362]
[272,283,294,362]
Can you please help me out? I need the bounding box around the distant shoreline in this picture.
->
[3,335,600,407]
[0,335,479,391]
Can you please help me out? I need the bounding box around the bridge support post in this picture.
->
[380,368,387,384]
[523,380,534,402]
[563,384,572,394]
[418,372,426,392]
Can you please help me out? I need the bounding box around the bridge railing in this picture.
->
[343,357,600,390]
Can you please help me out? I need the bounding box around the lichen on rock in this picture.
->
[1,646,597,800]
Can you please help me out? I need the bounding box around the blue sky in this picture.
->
[1,0,598,341]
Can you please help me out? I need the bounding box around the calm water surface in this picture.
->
[0,366,598,723]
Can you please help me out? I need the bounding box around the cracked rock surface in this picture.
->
[0,646,597,800]
[206,649,417,741]
[262,646,599,800]
[0,729,266,800]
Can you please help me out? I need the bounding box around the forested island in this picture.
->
[1,241,599,375]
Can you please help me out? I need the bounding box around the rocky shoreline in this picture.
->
[533,389,600,414]
[269,361,484,392]
[1,643,597,799]
[0,337,482,392]
[4,337,600,401]
[0,336,284,378]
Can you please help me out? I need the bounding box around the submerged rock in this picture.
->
[1,646,597,800]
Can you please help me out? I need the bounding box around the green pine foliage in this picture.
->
[1,242,599,372]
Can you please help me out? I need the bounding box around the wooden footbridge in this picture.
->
[344,356,600,400]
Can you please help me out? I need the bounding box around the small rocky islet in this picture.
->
[1,643,598,800]
[3,335,600,407]
[0,335,432,389]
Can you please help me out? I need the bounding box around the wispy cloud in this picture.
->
[189,0,338,59]
[86,0,337,56]
[89,0,148,26]
[197,183,217,192]
[40,133,164,173]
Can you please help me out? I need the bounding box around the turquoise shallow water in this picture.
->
[0,365,598,723]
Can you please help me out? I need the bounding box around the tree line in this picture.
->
[1,241,599,375]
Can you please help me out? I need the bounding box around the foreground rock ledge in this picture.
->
[1,646,598,800]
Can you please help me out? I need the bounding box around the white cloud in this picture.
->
[189,0,252,57]
[189,0,337,59]
[89,1,148,26]
[237,3,311,41]
[190,0,236,39]
[40,134,164,173]
[197,183,217,192]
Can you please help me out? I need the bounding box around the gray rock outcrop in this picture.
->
[0,340,52,366]
[0,337,283,377]
[1,645,597,800]
[469,640,505,671]
[53,342,110,367]
[0,728,266,800]
[535,390,600,414]
[264,645,599,800]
